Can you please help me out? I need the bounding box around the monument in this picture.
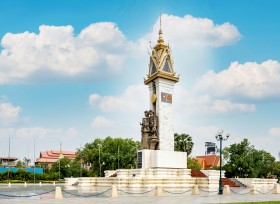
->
[77,18,215,190]
[75,17,279,193]
[138,22,187,169]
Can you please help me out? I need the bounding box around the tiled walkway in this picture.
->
[1,194,280,204]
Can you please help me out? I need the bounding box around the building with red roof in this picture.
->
[0,157,18,167]
[35,150,76,167]
[195,155,220,170]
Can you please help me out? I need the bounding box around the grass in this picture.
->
[226,202,280,204]
[0,180,65,183]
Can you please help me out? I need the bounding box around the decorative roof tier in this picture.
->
[144,22,179,85]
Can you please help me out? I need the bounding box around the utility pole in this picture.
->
[80,144,82,178]
[33,139,35,184]
[8,136,10,181]
[58,142,61,181]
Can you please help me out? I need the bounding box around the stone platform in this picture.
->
[78,168,218,190]
[138,149,187,169]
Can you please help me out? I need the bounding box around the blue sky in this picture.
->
[0,0,280,162]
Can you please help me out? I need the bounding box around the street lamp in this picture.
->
[118,146,120,169]
[66,164,71,177]
[215,130,229,195]
[98,144,102,177]
[80,145,83,178]
[135,146,138,169]
[238,167,242,178]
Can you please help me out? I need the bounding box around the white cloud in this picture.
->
[0,127,79,140]
[91,116,114,128]
[208,100,255,113]
[0,23,135,84]
[175,86,255,114]
[89,93,101,105]
[0,127,81,161]
[269,128,280,137]
[140,14,241,49]
[89,84,255,117]
[195,60,280,99]
[0,128,15,139]
[89,84,149,112]
[17,127,79,139]
[0,102,21,125]
[0,14,241,84]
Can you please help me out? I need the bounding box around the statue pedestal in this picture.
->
[138,150,187,169]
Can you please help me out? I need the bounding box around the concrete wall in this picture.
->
[236,178,278,188]
[201,170,225,178]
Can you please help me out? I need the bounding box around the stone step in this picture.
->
[222,178,240,188]
[191,170,207,178]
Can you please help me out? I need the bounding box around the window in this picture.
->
[162,59,171,73]
[150,61,157,75]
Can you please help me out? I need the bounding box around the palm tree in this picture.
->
[23,157,31,167]
[174,133,194,156]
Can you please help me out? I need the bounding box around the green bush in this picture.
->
[14,168,33,181]
[0,169,61,182]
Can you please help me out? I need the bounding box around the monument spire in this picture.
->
[144,13,178,85]
[138,14,186,169]
[157,14,164,44]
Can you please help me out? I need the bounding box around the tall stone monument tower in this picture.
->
[144,25,179,151]
[138,20,186,169]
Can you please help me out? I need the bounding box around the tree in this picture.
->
[187,157,202,170]
[36,162,50,173]
[273,161,280,180]
[23,157,31,167]
[76,137,140,176]
[223,138,276,178]
[174,133,194,156]
[50,157,83,178]
[16,160,24,168]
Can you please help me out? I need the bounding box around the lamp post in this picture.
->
[80,145,83,178]
[98,144,101,177]
[215,130,229,195]
[118,146,120,169]
[135,146,138,169]
[66,164,71,177]
[238,167,242,178]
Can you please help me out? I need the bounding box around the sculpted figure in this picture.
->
[148,110,159,150]
[140,110,159,150]
[140,111,150,149]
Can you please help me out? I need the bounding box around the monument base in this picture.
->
[138,149,187,169]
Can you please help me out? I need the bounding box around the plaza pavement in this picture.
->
[1,194,280,204]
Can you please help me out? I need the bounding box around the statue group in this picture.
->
[140,110,159,150]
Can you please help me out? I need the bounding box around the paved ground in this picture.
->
[1,194,280,204]
[1,184,280,204]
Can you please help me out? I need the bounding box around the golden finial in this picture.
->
[158,13,164,44]
[160,12,162,31]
